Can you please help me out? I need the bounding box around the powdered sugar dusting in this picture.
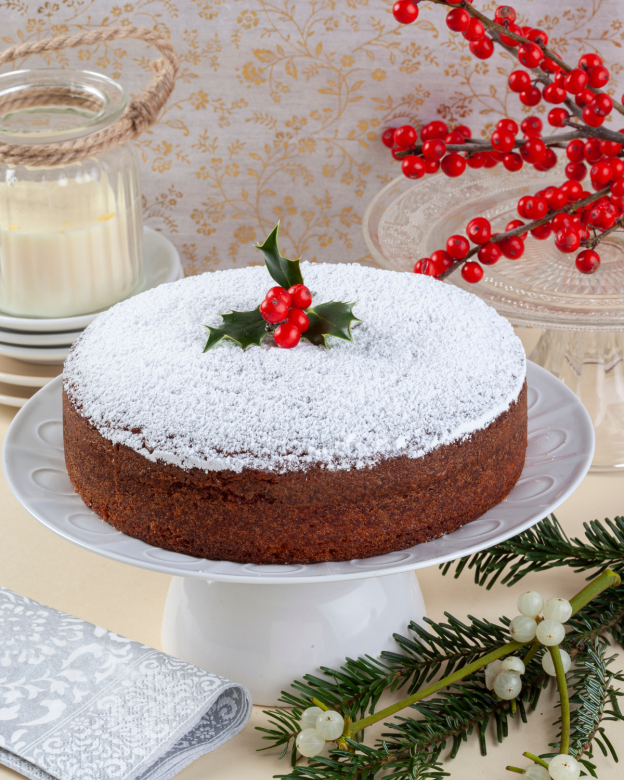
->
[64,264,526,474]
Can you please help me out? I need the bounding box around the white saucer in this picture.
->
[0,227,182,333]
[2,362,594,584]
[0,355,61,387]
[0,382,37,407]
[0,328,84,346]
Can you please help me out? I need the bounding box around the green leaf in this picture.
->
[303,301,361,347]
[204,307,268,351]
[254,223,304,289]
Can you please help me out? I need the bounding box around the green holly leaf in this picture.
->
[254,223,304,290]
[204,307,269,352]
[303,301,361,347]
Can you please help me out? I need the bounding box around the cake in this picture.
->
[62,263,527,564]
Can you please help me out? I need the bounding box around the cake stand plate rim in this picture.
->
[2,363,594,584]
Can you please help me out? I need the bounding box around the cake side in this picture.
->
[63,381,527,565]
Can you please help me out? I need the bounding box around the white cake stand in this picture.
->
[3,364,594,704]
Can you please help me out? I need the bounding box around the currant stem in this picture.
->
[549,645,571,754]
[506,767,524,774]
[524,752,550,769]
[311,697,330,712]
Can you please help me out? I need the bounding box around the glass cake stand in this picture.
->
[363,162,624,472]
[3,369,593,704]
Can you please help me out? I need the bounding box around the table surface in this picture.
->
[2,328,623,780]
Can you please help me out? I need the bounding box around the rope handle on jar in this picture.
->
[0,26,178,167]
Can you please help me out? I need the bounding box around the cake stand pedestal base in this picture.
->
[529,330,624,472]
[161,571,426,706]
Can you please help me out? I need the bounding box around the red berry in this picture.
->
[266,286,292,306]
[611,177,624,197]
[575,249,600,274]
[466,217,492,245]
[260,296,289,323]
[583,106,604,127]
[563,68,588,94]
[286,307,309,333]
[470,36,494,59]
[590,93,613,117]
[508,70,531,92]
[561,180,583,201]
[483,153,499,168]
[566,161,587,182]
[531,221,552,240]
[551,213,574,232]
[534,148,557,171]
[590,205,617,229]
[431,249,454,270]
[527,28,548,46]
[587,65,609,88]
[413,258,429,274]
[422,140,446,160]
[499,236,525,259]
[423,121,448,140]
[494,5,517,23]
[519,25,533,37]
[543,186,568,210]
[393,0,418,25]
[461,261,484,284]
[441,152,466,177]
[497,118,519,135]
[524,196,548,220]
[518,42,543,68]
[578,53,602,71]
[503,152,523,171]
[445,235,470,260]
[491,128,516,153]
[519,87,542,107]
[544,84,567,104]
[478,242,502,265]
[394,125,418,148]
[548,108,569,127]
[591,161,612,186]
[541,54,561,74]
[288,284,312,309]
[566,139,585,163]
[517,195,531,218]
[520,116,542,137]
[520,137,547,164]
[506,219,527,238]
[555,227,581,253]
[584,139,603,163]
[382,128,396,148]
[463,17,485,41]
[445,130,466,145]
[466,152,486,169]
[575,88,595,108]
[402,155,426,179]
[456,125,472,139]
[500,23,522,47]
[600,139,622,157]
[274,322,301,349]
[424,158,440,173]
[446,8,470,31]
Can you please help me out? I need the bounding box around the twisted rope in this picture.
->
[0,26,178,167]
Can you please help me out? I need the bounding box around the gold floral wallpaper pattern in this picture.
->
[1,0,622,273]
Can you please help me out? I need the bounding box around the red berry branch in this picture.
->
[385,0,624,281]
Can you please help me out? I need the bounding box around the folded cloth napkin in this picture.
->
[0,586,252,780]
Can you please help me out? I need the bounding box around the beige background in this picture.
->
[1,328,624,779]
[0,0,623,273]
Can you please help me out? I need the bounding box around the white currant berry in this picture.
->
[315,710,345,740]
[296,728,326,757]
[493,670,522,700]
[517,591,544,618]
[542,648,572,677]
[301,706,324,730]
[484,659,503,690]
[510,615,537,642]
[523,765,550,780]
[501,656,525,675]
[536,619,565,646]
[548,753,581,780]
[543,598,572,624]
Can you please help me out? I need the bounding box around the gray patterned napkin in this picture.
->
[0,587,252,780]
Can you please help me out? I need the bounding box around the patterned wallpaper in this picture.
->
[1,0,622,273]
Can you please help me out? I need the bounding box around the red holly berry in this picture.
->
[590,94,613,117]
[483,153,499,168]
[463,17,485,41]
[534,148,558,171]
[441,152,466,177]
[491,128,516,153]
[393,0,418,25]
[470,36,494,59]
[499,236,525,259]
[286,308,309,333]
[555,227,581,253]
[266,286,292,307]
[497,118,519,135]
[518,42,543,68]
[551,213,574,232]
[478,242,502,265]
[466,152,488,168]
[561,180,583,201]
[500,23,522,47]
[565,162,586,181]
[600,139,622,157]
[582,106,604,127]
[548,108,569,127]
[566,140,585,163]
[543,84,566,104]
[401,155,426,179]
[394,125,418,148]
[519,87,542,107]
[466,217,492,245]
[591,161,613,187]
[520,137,547,164]
[461,261,484,283]
[517,195,531,218]
[587,65,609,88]
[531,222,552,240]
[423,121,448,140]
[543,187,568,210]
[506,219,527,238]
[575,249,600,274]
[260,296,289,323]
[584,139,603,163]
[563,69,588,94]
[288,284,312,309]
[520,116,542,137]
[611,177,624,198]
[446,8,470,31]
[431,249,454,270]
[424,158,440,173]
[382,128,396,148]
[541,54,561,73]
[578,53,602,71]
[422,139,447,160]
[527,28,548,45]
[274,322,301,349]
[456,125,472,138]
[445,129,466,145]
[508,70,531,92]
[503,152,523,171]
[413,258,429,274]
[446,235,470,260]
[590,205,617,229]
[524,196,548,220]
[575,88,595,108]
[494,5,516,23]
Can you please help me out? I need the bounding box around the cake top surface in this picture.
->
[64,263,526,474]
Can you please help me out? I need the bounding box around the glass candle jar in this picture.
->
[0,69,144,318]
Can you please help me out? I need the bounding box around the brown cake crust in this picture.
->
[62,382,527,564]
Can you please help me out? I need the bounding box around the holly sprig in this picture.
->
[204,224,361,352]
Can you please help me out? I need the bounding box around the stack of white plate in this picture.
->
[0,228,183,407]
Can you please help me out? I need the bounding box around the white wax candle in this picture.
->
[0,170,143,318]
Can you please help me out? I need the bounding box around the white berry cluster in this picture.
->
[295,706,345,758]
[510,591,573,675]
[522,754,582,780]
